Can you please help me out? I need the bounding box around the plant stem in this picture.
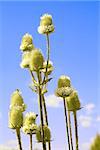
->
[37,71,46,150]
[68,111,74,150]
[16,128,22,150]
[63,98,71,150]
[42,94,51,150]
[30,134,32,150]
[73,111,79,150]
[43,33,50,84]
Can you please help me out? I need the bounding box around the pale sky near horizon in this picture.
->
[0,1,99,150]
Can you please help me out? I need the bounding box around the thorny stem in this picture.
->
[63,98,71,150]
[73,111,79,150]
[37,71,46,150]
[16,128,22,150]
[43,33,50,84]
[68,111,74,150]
[30,134,32,150]
[42,94,51,150]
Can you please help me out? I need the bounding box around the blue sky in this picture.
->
[0,1,99,150]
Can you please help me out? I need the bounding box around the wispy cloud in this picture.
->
[0,140,17,150]
[85,103,95,114]
[45,94,62,108]
[79,115,92,128]
[96,115,100,122]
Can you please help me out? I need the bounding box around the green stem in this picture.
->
[68,111,74,150]
[43,33,50,84]
[30,134,32,150]
[16,128,22,150]
[42,95,51,150]
[63,98,71,150]
[37,71,46,150]
[73,111,79,150]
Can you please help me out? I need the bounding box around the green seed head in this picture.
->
[20,33,34,51]
[55,87,73,98]
[90,134,100,150]
[42,60,54,75]
[66,90,81,111]
[20,51,31,69]
[36,125,51,142]
[10,89,26,112]
[58,75,71,88]
[9,109,23,129]
[38,14,54,34]
[30,49,44,71]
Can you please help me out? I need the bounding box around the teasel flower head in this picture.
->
[66,90,81,111]
[20,33,34,51]
[38,13,55,34]
[30,49,44,71]
[90,133,100,150]
[55,87,73,98]
[22,112,38,134]
[36,125,51,142]
[9,109,23,129]
[20,51,31,69]
[10,89,26,112]
[58,75,71,88]
[41,60,54,75]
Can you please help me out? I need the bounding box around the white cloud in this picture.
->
[0,140,17,150]
[81,142,90,150]
[85,103,95,114]
[45,94,62,108]
[96,115,100,122]
[79,115,92,128]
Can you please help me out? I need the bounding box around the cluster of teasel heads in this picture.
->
[8,13,81,150]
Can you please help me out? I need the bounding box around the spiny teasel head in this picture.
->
[66,90,81,111]
[55,87,73,98]
[36,125,51,142]
[90,134,100,150]
[30,49,44,71]
[58,75,71,88]
[20,33,34,51]
[9,109,23,129]
[38,13,55,34]
[10,89,26,112]
[41,60,54,75]
[20,51,31,69]
[22,112,38,134]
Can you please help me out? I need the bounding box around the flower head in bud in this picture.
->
[30,49,44,71]
[38,14,54,34]
[10,89,26,112]
[41,60,54,75]
[9,109,23,129]
[66,90,81,111]
[20,33,34,51]
[58,75,71,88]
[20,51,31,69]
[22,112,38,134]
[36,125,51,142]
[55,87,73,98]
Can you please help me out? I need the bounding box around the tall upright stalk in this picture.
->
[73,111,79,150]
[63,98,71,150]
[16,128,22,150]
[37,71,46,150]
[42,94,51,150]
[68,111,74,150]
[30,134,32,150]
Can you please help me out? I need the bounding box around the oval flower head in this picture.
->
[22,112,38,134]
[55,87,73,98]
[41,60,54,75]
[66,90,81,111]
[20,33,34,51]
[38,13,55,34]
[10,89,26,112]
[9,109,23,129]
[58,75,71,88]
[36,125,51,143]
[30,49,44,71]
[20,51,31,69]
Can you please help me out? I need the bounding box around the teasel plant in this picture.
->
[9,89,26,150]
[20,13,54,150]
[22,112,38,150]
